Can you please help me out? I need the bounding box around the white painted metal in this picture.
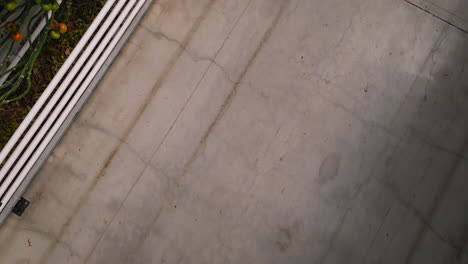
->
[0,0,150,213]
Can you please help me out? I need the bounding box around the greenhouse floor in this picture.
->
[1,0,468,263]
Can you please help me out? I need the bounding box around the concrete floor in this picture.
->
[1,0,468,263]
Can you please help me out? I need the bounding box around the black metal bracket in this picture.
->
[12,197,30,216]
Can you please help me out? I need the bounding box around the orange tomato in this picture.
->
[58,23,67,33]
[10,31,23,41]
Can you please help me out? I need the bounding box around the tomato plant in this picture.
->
[0,0,69,105]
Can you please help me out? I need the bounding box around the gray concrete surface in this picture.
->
[1,0,468,263]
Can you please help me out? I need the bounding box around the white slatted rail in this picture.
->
[0,0,153,223]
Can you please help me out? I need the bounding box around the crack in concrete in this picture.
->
[404,0,468,34]
[378,177,468,261]
[76,120,150,164]
[334,18,354,51]
[141,25,239,85]
[316,207,352,264]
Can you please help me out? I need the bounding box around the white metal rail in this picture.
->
[0,0,153,221]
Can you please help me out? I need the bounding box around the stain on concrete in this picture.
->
[317,153,340,185]
[275,227,293,252]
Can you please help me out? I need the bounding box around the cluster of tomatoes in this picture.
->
[35,0,60,11]
[5,22,23,41]
[3,0,60,12]
[49,19,67,39]
[3,19,67,42]
[2,0,67,41]
[3,0,20,11]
